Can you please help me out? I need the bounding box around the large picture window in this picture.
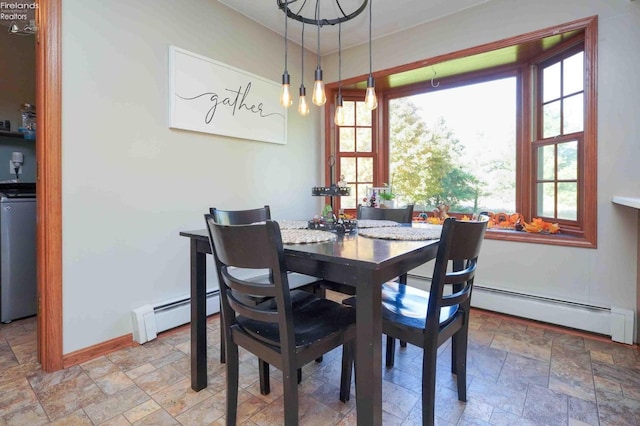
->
[328,17,597,247]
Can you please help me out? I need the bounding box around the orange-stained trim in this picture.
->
[62,334,136,368]
[36,0,63,372]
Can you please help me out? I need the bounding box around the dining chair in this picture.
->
[346,217,487,425]
[359,204,414,290]
[357,203,415,225]
[210,205,326,395]
[205,216,355,425]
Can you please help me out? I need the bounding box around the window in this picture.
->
[388,76,517,215]
[333,96,377,210]
[327,17,597,247]
[533,48,584,224]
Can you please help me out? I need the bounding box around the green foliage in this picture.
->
[389,98,480,210]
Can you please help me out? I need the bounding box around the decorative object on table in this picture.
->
[311,156,350,214]
[364,185,396,208]
[358,225,442,241]
[308,215,357,234]
[377,183,395,208]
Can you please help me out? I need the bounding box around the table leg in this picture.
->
[355,269,383,426]
[190,238,208,391]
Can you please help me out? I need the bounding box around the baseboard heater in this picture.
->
[131,289,220,344]
[131,271,324,344]
[406,274,635,344]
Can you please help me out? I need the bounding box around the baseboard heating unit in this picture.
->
[131,271,324,344]
[132,289,220,344]
[406,274,635,345]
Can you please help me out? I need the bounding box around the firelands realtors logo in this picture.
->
[0,1,37,23]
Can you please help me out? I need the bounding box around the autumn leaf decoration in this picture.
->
[484,212,560,234]
[522,217,560,234]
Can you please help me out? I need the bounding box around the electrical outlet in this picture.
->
[9,160,22,175]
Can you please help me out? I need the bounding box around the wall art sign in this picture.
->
[169,46,287,144]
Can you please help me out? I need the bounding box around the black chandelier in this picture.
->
[276,0,377,117]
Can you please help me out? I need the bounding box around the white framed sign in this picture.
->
[169,46,287,144]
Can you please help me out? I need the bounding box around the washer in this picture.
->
[0,182,36,323]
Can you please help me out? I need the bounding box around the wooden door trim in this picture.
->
[36,0,63,372]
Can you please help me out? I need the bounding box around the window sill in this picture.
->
[484,228,595,248]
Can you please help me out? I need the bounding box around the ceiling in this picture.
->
[217,0,491,56]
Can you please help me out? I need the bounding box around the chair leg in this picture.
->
[451,334,458,374]
[282,365,299,425]
[259,360,270,395]
[340,340,354,402]
[219,305,226,364]
[386,335,396,367]
[297,368,302,384]
[454,330,468,402]
[422,346,438,426]
[225,341,239,426]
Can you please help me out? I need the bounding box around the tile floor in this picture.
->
[1,294,640,425]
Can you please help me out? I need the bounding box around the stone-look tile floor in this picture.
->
[1,297,640,425]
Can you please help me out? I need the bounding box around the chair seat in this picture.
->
[237,290,356,348]
[343,282,458,331]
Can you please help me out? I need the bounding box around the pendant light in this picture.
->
[334,23,346,126]
[311,1,326,106]
[277,0,368,110]
[364,0,378,110]
[298,23,310,116]
[280,5,293,108]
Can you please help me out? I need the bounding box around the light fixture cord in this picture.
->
[368,0,373,76]
[316,0,321,67]
[338,22,342,95]
[284,1,289,73]
[301,22,305,80]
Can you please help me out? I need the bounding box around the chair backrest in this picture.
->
[204,214,296,351]
[357,204,414,223]
[427,217,487,333]
[209,205,271,225]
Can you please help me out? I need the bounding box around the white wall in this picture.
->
[61,0,640,353]
[330,0,640,332]
[61,0,322,353]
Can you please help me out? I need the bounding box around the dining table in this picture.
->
[179,222,440,426]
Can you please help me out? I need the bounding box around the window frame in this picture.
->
[325,16,597,248]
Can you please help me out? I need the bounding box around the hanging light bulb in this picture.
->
[298,23,310,116]
[312,3,326,106]
[312,67,326,106]
[365,75,377,110]
[334,93,346,126]
[334,23,346,126]
[280,5,293,108]
[364,0,378,110]
[281,72,293,108]
[298,86,310,116]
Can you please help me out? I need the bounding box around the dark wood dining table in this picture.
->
[179,226,439,426]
